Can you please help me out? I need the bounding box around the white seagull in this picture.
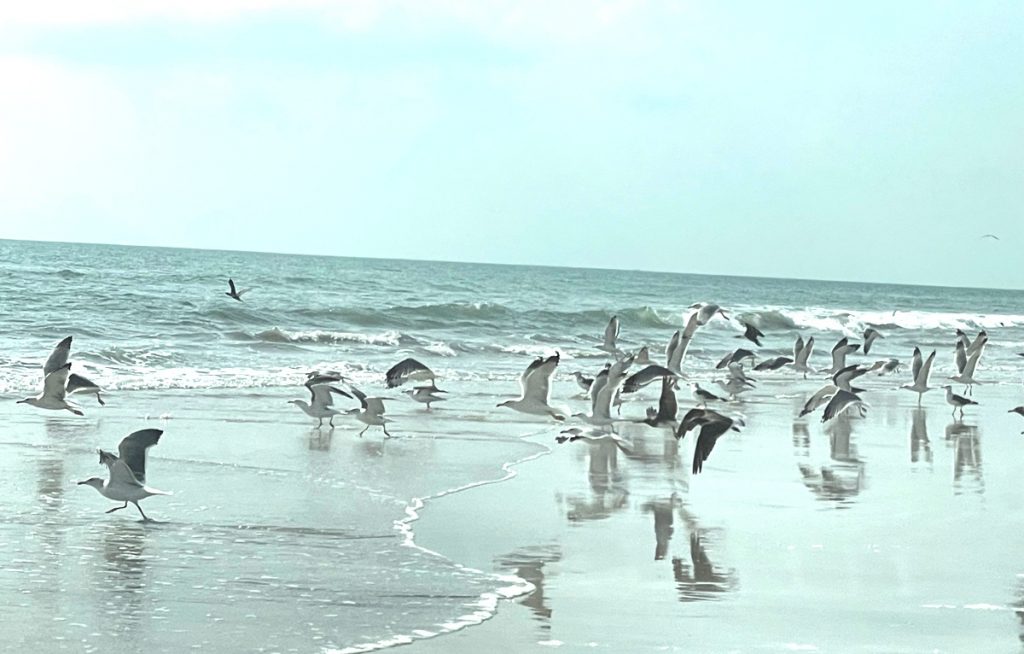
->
[862,328,884,355]
[790,335,815,378]
[901,348,936,406]
[498,353,566,420]
[289,383,353,428]
[949,344,982,395]
[18,336,87,416]
[78,428,169,521]
[821,389,868,423]
[572,355,634,427]
[346,385,392,437]
[406,385,447,410]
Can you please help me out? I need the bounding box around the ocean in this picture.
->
[2,238,1023,652]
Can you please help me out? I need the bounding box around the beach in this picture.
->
[2,240,1024,652]
[3,380,1024,652]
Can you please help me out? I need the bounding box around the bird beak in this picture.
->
[75,480,88,485]
[15,399,24,404]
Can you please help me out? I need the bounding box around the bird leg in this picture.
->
[97,393,106,406]
[132,502,151,522]
[329,416,335,427]
[383,425,392,438]
[317,417,323,428]
[106,502,128,514]
[358,425,369,438]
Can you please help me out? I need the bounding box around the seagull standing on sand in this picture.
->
[498,353,566,420]
[289,383,352,428]
[571,371,595,394]
[944,385,978,419]
[691,383,725,408]
[406,385,447,410]
[225,278,250,301]
[348,385,393,437]
[17,337,87,416]
[901,348,936,406]
[78,429,169,521]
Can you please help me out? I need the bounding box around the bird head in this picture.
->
[77,478,104,490]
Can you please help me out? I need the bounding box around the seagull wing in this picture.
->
[109,459,145,488]
[43,336,72,376]
[386,358,434,388]
[800,384,837,417]
[310,384,347,409]
[822,390,862,422]
[622,365,677,394]
[365,397,386,417]
[117,429,163,485]
[42,364,71,400]
[793,335,805,362]
[911,347,923,382]
[523,353,559,404]
[692,419,731,474]
[657,377,677,422]
[665,330,681,366]
[228,278,237,294]
[955,341,967,375]
[66,373,100,394]
[603,316,620,348]
[349,384,369,409]
[961,348,982,378]
[917,350,936,387]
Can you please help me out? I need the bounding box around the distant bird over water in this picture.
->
[225,278,250,301]
[78,429,170,521]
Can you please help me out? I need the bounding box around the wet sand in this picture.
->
[3,379,1024,653]
[410,382,1024,652]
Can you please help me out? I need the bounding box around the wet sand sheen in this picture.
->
[3,380,1024,652]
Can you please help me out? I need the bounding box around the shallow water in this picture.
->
[2,239,1023,652]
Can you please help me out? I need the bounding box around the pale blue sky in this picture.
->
[1,2,1021,288]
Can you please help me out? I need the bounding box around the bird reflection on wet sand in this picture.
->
[497,545,561,626]
[642,495,681,560]
[565,440,629,522]
[910,408,932,466]
[945,421,983,494]
[672,531,737,602]
[794,415,864,504]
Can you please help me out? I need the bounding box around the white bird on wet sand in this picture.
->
[78,429,169,521]
[386,358,441,389]
[901,348,936,407]
[406,385,447,410]
[498,353,566,421]
[289,384,353,428]
[949,343,983,395]
[225,278,250,301]
[691,383,725,407]
[943,385,978,419]
[348,385,393,437]
[789,335,815,378]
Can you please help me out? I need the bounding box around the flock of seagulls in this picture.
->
[15,279,1024,520]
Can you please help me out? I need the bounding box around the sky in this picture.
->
[0,1,1021,288]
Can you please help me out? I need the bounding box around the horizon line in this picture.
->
[1,235,1020,294]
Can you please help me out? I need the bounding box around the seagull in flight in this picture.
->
[597,316,624,357]
[736,320,764,347]
[789,335,815,378]
[572,355,634,427]
[862,328,884,356]
[78,429,169,521]
[225,278,251,301]
[386,358,441,390]
[17,337,89,416]
[675,408,744,474]
[498,353,566,420]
